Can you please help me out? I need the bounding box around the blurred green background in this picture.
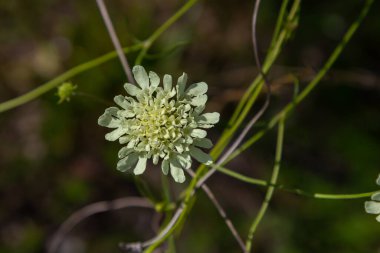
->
[0,0,380,252]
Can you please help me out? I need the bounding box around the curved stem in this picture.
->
[268,0,290,51]
[215,166,378,200]
[143,2,300,251]
[0,44,142,113]
[206,0,301,167]
[187,169,246,252]
[135,0,200,65]
[245,114,285,252]
[47,197,153,253]
[224,0,375,165]
[0,0,202,114]
[196,0,273,188]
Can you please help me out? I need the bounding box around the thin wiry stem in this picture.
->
[96,0,135,84]
[47,197,153,253]
[215,165,378,200]
[135,0,200,65]
[186,169,246,252]
[0,0,200,113]
[120,204,184,252]
[142,1,373,251]
[224,0,375,165]
[0,45,142,113]
[206,0,300,166]
[121,169,247,253]
[245,115,285,252]
[142,2,301,251]
[196,0,270,188]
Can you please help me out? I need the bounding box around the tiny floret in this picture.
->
[364,174,380,222]
[98,65,219,183]
[57,82,77,103]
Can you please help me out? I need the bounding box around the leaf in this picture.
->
[185,82,208,96]
[190,146,213,165]
[132,65,149,89]
[377,174,380,186]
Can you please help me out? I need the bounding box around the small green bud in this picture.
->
[57,82,77,104]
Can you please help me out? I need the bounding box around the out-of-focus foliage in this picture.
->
[0,0,379,252]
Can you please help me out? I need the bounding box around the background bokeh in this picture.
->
[1,0,380,252]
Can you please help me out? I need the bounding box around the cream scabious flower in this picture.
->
[98,66,219,183]
[364,174,380,222]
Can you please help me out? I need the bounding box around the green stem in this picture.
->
[0,0,202,113]
[0,44,143,113]
[245,114,285,252]
[216,166,377,200]
[145,2,302,251]
[226,0,296,129]
[268,0,290,51]
[135,0,199,65]
[225,0,374,164]
[207,0,301,165]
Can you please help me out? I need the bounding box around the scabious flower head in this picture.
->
[364,174,380,222]
[98,65,219,183]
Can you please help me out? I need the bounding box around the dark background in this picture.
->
[0,0,380,252]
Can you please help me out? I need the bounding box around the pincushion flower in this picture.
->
[364,174,380,222]
[98,66,219,183]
